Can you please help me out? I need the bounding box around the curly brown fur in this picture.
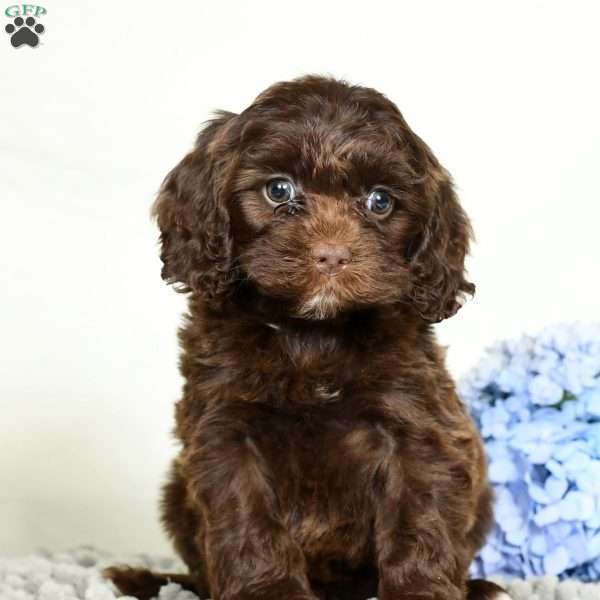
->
[104,75,507,600]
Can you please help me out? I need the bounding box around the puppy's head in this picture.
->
[153,75,474,323]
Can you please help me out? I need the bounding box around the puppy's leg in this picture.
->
[372,461,471,600]
[186,421,318,600]
[160,456,210,577]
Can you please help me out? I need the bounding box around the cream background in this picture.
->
[1,0,599,556]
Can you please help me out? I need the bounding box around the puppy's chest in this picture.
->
[248,405,386,564]
[239,328,368,406]
[248,401,392,501]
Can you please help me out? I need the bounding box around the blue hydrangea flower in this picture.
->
[460,322,600,581]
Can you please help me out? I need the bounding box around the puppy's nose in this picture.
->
[313,243,352,276]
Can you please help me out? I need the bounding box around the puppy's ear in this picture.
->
[405,137,475,323]
[152,111,237,306]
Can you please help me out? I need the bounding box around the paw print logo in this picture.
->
[5,16,45,48]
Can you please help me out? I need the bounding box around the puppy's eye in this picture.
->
[366,189,394,217]
[264,178,296,204]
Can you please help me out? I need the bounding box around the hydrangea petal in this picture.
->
[587,533,600,561]
[582,387,600,417]
[489,458,520,483]
[558,491,595,521]
[529,532,548,555]
[480,544,502,566]
[543,545,570,575]
[563,530,589,567]
[499,515,525,533]
[545,459,566,479]
[529,375,564,406]
[563,451,592,475]
[546,520,573,543]
[528,443,554,464]
[544,476,568,502]
[528,483,550,504]
[534,504,560,527]
[505,526,528,546]
[553,441,586,462]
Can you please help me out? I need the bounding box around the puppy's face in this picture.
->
[231,113,417,320]
[153,76,475,323]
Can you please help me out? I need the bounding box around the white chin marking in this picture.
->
[491,593,512,600]
[300,291,339,320]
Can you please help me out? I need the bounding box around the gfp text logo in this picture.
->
[5,4,46,47]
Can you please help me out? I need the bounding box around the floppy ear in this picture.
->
[152,111,237,306]
[405,141,476,323]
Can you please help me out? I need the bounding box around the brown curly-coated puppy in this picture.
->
[104,75,508,600]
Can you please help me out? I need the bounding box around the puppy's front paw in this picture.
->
[378,578,462,600]
[102,565,164,599]
[237,580,319,600]
[467,579,513,600]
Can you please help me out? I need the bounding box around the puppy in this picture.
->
[104,75,508,600]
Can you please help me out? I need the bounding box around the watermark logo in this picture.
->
[4,4,46,47]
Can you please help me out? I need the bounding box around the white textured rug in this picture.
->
[1,546,600,600]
